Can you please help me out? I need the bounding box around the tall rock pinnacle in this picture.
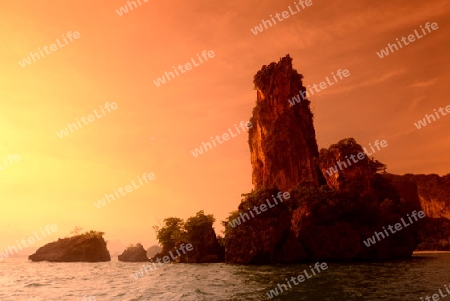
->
[225,55,428,264]
[249,55,319,191]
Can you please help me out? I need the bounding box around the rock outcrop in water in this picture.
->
[415,217,450,250]
[118,243,148,262]
[383,174,450,219]
[384,173,450,250]
[151,211,224,263]
[224,55,426,264]
[152,226,223,263]
[29,232,110,262]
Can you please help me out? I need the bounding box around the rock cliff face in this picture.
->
[186,226,223,263]
[415,217,450,250]
[152,224,223,263]
[249,55,319,192]
[384,174,450,219]
[118,244,148,262]
[383,173,450,250]
[225,189,299,264]
[225,179,422,263]
[319,138,376,194]
[29,233,110,262]
[152,229,223,264]
[225,55,425,264]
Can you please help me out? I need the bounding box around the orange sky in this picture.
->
[0,0,449,253]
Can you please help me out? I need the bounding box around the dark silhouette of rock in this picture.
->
[384,174,450,219]
[118,243,148,262]
[319,138,376,194]
[225,55,425,264]
[152,227,223,263]
[415,217,450,250]
[384,173,450,250]
[150,242,191,263]
[151,211,224,263]
[225,179,422,263]
[28,232,110,262]
[225,188,300,264]
[249,55,319,192]
[186,226,223,263]
[147,245,162,258]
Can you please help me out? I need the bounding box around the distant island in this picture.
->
[28,229,110,262]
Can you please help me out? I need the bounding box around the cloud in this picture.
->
[408,96,425,113]
[319,69,406,96]
[409,78,438,88]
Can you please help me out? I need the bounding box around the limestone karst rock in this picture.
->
[29,232,110,262]
[319,138,376,194]
[118,243,149,262]
[384,173,450,250]
[225,55,426,264]
[152,226,223,263]
[249,54,319,192]
[384,174,450,219]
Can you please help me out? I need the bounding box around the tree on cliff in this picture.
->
[324,138,387,174]
[83,230,105,237]
[221,210,240,244]
[184,210,215,241]
[153,217,185,250]
[368,159,387,174]
[70,226,83,236]
[68,227,105,238]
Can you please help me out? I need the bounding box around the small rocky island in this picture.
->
[28,230,110,262]
[151,211,224,263]
[118,243,148,262]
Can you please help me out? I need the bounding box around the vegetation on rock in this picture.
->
[118,243,148,262]
[152,211,223,263]
[29,229,110,262]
